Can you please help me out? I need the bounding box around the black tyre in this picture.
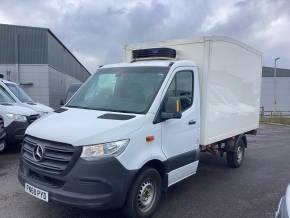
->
[226,140,245,168]
[123,167,162,218]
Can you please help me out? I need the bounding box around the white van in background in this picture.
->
[0,86,40,150]
[0,79,53,115]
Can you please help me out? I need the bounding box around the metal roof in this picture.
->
[47,28,90,77]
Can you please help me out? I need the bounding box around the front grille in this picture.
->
[22,136,81,175]
[28,169,65,188]
[26,114,40,124]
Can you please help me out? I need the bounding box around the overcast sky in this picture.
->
[0,0,289,73]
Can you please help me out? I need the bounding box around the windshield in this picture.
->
[67,66,169,114]
[0,86,15,103]
[5,83,34,103]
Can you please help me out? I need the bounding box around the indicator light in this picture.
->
[146,136,155,142]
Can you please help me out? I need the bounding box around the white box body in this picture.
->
[124,36,262,145]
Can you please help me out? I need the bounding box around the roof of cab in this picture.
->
[101,60,196,69]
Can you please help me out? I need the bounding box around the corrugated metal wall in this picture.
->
[261,67,290,111]
[0,26,16,63]
[0,24,47,64]
[261,77,290,111]
[262,66,290,77]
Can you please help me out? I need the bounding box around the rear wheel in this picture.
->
[123,167,161,218]
[227,140,245,168]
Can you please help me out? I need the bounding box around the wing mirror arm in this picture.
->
[161,97,182,121]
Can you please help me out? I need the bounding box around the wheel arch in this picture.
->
[136,159,168,192]
[224,133,247,152]
[237,134,247,148]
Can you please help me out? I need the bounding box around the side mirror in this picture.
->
[60,99,64,106]
[161,96,182,120]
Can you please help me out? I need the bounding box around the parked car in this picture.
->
[18,36,261,218]
[276,184,290,218]
[65,83,81,103]
[0,86,40,150]
[0,79,53,115]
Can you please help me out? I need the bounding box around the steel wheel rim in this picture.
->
[236,146,243,163]
[137,179,156,213]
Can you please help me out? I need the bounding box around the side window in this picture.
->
[0,86,15,102]
[166,70,193,112]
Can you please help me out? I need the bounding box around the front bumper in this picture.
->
[18,156,137,209]
[5,121,29,144]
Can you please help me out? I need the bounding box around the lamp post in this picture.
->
[273,57,280,113]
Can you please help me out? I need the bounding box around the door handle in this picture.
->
[188,120,196,125]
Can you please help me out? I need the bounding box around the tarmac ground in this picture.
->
[0,124,289,218]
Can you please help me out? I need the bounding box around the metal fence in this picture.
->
[260,107,290,124]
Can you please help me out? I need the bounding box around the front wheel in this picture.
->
[123,167,162,218]
[226,141,245,168]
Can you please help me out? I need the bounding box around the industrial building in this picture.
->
[261,66,290,111]
[0,24,90,109]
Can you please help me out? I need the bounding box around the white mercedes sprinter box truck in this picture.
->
[18,36,262,218]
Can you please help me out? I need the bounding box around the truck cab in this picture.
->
[0,79,53,115]
[19,59,201,217]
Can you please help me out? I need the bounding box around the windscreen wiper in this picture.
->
[0,102,13,105]
[66,105,88,109]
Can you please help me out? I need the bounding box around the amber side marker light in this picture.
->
[146,136,155,142]
[176,99,180,112]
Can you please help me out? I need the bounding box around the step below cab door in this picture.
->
[161,67,200,186]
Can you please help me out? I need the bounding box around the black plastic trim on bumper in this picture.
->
[18,156,137,210]
[5,121,29,144]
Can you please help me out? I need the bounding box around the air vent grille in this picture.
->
[132,48,176,60]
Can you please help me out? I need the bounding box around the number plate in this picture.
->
[25,183,49,202]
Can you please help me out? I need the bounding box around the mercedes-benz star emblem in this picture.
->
[33,144,45,162]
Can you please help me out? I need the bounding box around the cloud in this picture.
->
[0,0,289,72]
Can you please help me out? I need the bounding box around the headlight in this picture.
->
[81,139,130,159]
[6,113,27,122]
